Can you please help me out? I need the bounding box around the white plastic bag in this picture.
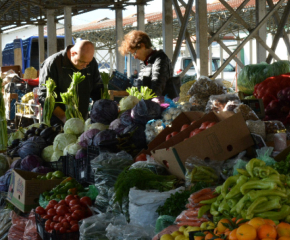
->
[129,186,184,227]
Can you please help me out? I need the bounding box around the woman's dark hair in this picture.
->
[119,30,153,56]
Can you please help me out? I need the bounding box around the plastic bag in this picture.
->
[221,151,248,178]
[246,120,266,139]
[0,209,12,239]
[185,156,222,187]
[129,187,184,227]
[265,121,286,134]
[145,119,165,143]
[233,104,259,121]
[23,210,41,240]
[256,147,276,166]
[205,93,240,113]
[8,211,28,240]
[129,156,168,175]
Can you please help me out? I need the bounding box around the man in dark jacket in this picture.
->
[38,40,102,125]
[119,30,179,98]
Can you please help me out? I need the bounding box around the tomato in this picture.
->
[54,204,60,210]
[53,215,59,222]
[61,218,68,224]
[64,213,71,218]
[35,206,46,215]
[189,129,203,137]
[165,134,172,141]
[171,131,179,137]
[73,195,80,199]
[54,223,63,232]
[58,216,65,222]
[45,219,52,227]
[206,122,216,129]
[65,195,75,205]
[45,226,50,232]
[69,199,80,207]
[42,215,53,220]
[50,222,56,229]
[59,227,66,234]
[199,121,211,129]
[71,224,79,232]
[70,220,78,226]
[70,205,82,212]
[135,153,147,162]
[48,200,58,206]
[80,196,92,207]
[72,210,84,220]
[180,124,189,131]
[190,121,196,125]
[58,200,66,206]
[45,203,54,211]
[56,205,69,216]
[66,216,73,222]
[40,214,46,219]
[62,222,71,229]
[47,208,56,216]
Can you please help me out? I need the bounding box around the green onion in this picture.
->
[42,78,57,126]
[100,72,112,100]
[0,78,7,151]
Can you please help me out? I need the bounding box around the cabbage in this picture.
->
[75,148,87,160]
[25,123,41,131]
[120,110,134,126]
[85,118,92,131]
[53,133,77,151]
[51,150,63,162]
[21,154,43,171]
[18,141,43,159]
[92,129,117,147]
[0,169,12,192]
[41,145,54,162]
[63,142,82,156]
[131,99,161,125]
[26,136,48,150]
[119,95,140,111]
[31,166,52,174]
[90,99,119,124]
[10,159,21,169]
[78,129,100,148]
[8,128,25,146]
[88,122,109,131]
[109,119,127,134]
[0,154,8,177]
[64,118,85,135]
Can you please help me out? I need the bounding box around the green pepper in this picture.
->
[253,166,270,178]
[200,197,218,204]
[210,202,219,216]
[246,196,268,219]
[221,175,240,198]
[232,194,250,214]
[262,174,283,187]
[227,198,239,208]
[253,196,281,213]
[196,166,218,179]
[225,175,248,199]
[64,181,75,189]
[198,205,211,218]
[215,186,222,194]
[218,198,230,216]
[237,169,250,177]
[246,158,266,177]
[241,209,247,219]
[240,181,277,195]
[255,204,290,220]
[247,189,287,202]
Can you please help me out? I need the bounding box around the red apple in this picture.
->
[180,124,190,131]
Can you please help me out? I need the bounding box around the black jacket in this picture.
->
[134,50,179,98]
[38,46,102,124]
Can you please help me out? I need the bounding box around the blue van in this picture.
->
[2,36,74,73]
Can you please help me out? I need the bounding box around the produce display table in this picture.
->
[15,101,41,128]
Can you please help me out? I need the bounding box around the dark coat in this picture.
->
[133,50,180,99]
[38,45,102,124]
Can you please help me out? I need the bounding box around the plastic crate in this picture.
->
[109,70,131,91]
[44,156,66,173]
[35,212,79,240]
[66,154,88,182]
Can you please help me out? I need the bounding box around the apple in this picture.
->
[180,124,189,131]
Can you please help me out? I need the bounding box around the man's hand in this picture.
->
[53,106,66,123]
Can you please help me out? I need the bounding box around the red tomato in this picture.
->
[61,218,68,224]
[54,204,60,210]
[45,226,50,232]
[180,124,189,131]
[40,214,46,219]
[199,121,211,129]
[71,224,79,232]
[48,200,58,206]
[165,134,172,141]
[47,208,56,216]
[135,153,147,162]
[73,195,80,199]
[70,205,82,212]
[42,215,53,220]
[183,138,188,141]
[190,121,196,125]
[53,215,59,222]
[35,206,46,215]
[58,200,66,206]
[50,222,56,229]
[70,220,78,226]
[59,227,66,234]
[72,210,84,220]
[66,216,73,222]
[58,216,65,222]
[64,213,71,218]
[45,204,54,211]
[189,129,203,137]
[171,131,179,137]
[69,199,80,207]
[45,219,52,227]
[206,122,216,129]
[54,223,63,232]
[65,195,75,205]
[62,222,71,229]
[56,205,69,216]
[80,196,92,207]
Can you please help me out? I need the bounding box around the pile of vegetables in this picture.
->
[0,77,7,151]
[126,86,157,100]
[42,78,57,126]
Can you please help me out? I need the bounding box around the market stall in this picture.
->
[2,62,290,240]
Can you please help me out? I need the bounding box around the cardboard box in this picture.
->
[241,99,265,119]
[134,112,204,161]
[7,169,62,212]
[151,111,254,179]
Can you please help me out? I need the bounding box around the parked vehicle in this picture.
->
[174,56,236,82]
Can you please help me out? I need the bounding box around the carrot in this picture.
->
[193,192,217,203]
[190,188,212,200]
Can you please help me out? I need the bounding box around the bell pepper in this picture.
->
[246,158,266,177]
[60,177,73,186]
[237,169,250,177]
[198,205,211,218]
[225,175,248,199]
[218,198,230,216]
[255,204,290,220]
[221,175,240,198]
[246,196,268,219]
[247,189,287,202]
[240,181,277,195]
[253,196,281,213]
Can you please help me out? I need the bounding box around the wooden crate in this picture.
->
[1,65,22,77]
[108,90,129,100]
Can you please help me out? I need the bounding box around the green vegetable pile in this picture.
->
[114,168,177,205]
[200,158,290,223]
[156,181,210,218]
[0,77,7,151]
[60,72,85,121]
[126,86,156,100]
[42,78,57,126]
[273,153,290,175]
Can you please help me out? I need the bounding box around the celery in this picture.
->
[100,72,112,100]
[0,78,7,151]
[42,78,57,126]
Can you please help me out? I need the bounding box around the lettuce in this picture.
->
[53,133,77,151]
[64,118,85,135]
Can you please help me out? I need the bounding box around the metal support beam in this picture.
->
[162,0,173,60]
[137,4,145,31]
[38,24,45,67]
[64,6,73,47]
[47,9,57,56]
[256,0,267,63]
[196,0,208,77]
[0,32,2,67]
[266,0,290,63]
[171,0,194,67]
[115,8,124,73]
[212,0,284,79]
[220,43,224,79]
